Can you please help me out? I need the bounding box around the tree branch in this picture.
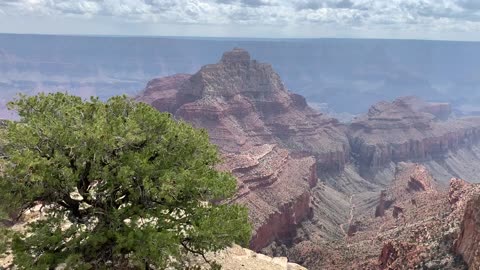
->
[181,239,210,264]
[77,161,91,194]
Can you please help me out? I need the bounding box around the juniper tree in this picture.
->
[0,93,250,269]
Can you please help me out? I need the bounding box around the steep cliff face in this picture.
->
[286,163,480,270]
[456,194,480,270]
[217,144,317,251]
[137,48,349,172]
[349,97,480,177]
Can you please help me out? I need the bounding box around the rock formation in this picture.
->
[349,97,480,176]
[197,244,307,270]
[137,48,349,172]
[286,163,480,270]
[217,144,317,251]
[456,194,480,270]
[375,163,437,218]
[136,48,350,252]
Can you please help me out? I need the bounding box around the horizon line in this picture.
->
[1,32,480,44]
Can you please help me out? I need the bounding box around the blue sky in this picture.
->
[1,0,480,40]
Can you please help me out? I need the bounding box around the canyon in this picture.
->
[349,96,480,180]
[137,48,480,269]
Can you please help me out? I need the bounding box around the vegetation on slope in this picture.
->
[0,93,251,269]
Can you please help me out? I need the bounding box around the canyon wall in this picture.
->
[287,164,480,270]
[137,48,480,260]
[456,194,480,270]
[138,51,480,183]
[217,145,317,251]
[349,97,480,178]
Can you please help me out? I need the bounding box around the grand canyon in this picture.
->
[1,39,480,269]
[135,48,480,269]
[3,0,480,268]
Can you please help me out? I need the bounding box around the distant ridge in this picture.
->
[2,33,480,115]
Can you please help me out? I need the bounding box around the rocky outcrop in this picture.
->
[375,190,388,217]
[456,194,480,270]
[374,163,438,218]
[218,144,317,251]
[198,244,307,270]
[368,173,480,270]
[137,48,349,172]
[349,97,480,176]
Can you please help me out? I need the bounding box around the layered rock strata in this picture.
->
[349,97,480,176]
[137,49,480,267]
[217,144,317,251]
[137,48,349,172]
[286,163,480,269]
[136,48,348,252]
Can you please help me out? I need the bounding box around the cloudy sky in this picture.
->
[1,0,480,40]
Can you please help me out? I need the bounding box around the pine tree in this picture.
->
[0,93,251,269]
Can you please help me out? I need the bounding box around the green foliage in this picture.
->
[0,121,8,219]
[0,93,251,269]
[0,121,6,147]
[0,119,7,158]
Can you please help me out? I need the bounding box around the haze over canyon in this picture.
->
[2,34,480,119]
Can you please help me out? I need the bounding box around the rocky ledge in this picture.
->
[196,244,306,270]
[218,144,317,251]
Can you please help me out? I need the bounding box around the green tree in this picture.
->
[0,93,251,269]
[0,119,7,158]
[0,120,10,256]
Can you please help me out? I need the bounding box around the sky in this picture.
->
[1,0,480,41]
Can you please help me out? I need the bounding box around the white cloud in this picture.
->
[0,0,480,39]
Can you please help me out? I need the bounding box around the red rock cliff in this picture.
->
[217,144,317,251]
[456,194,480,270]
